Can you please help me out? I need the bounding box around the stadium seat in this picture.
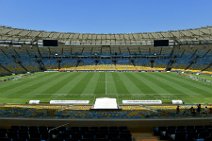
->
[0,126,132,141]
[154,125,212,141]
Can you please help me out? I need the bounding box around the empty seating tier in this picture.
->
[0,126,132,141]
[153,125,212,141]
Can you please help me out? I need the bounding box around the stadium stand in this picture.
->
[0,45,211,73]
[0,26,211,73]
[0,126,132,141]
[153,125,212,141]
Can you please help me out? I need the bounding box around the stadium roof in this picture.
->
[0,26,212,45]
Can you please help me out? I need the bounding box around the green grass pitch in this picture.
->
[0,72,211,104]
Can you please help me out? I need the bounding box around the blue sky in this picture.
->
[0,0,211,33]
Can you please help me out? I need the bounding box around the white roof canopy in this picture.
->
[0,26,211,45]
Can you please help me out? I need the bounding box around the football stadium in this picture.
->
[0,26,212,105]
[0,1,212,141]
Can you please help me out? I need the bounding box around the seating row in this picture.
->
[0,126,132,141]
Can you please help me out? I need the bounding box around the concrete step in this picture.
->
[133,133,161,141]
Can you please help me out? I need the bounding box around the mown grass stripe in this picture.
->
[106,72,118,97]
[167,73,212,94]
[111,72,130,95]
[0,72,49,93]
[151,73,206,103]
[81,72,100,95]
[119,72,145,95]
[143,73,185,94]
[94,72,106,96]
[70,72,95,95]
[135,73,170,96]
[51,72,84,95]
[38,72,76,95]
[66,73,88,94]
[124,73,146,95]
[0,73,57,97]
[0,72,212,104]
[5,73,62,98]
[30,72,84,101]
[125,73,156,94]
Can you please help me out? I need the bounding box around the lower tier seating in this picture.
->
[0,126,132,141]
[153,125,212,141]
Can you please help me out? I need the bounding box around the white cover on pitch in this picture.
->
[29,100,40,104]
[93,98,118,109]
[172,100,183,104]
[50,100,89,105]
[122,100,162,105]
